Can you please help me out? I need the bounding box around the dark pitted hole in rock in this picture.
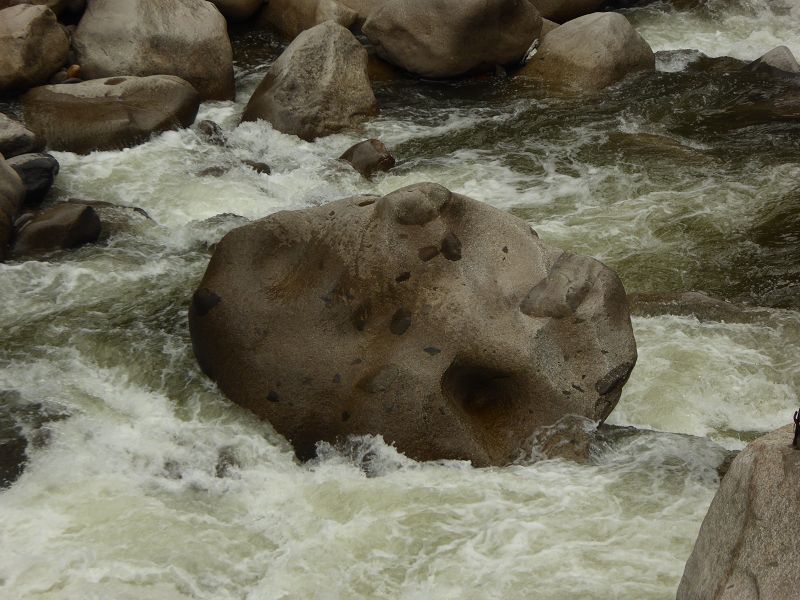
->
[424,346,441,356]
[502,246,508,253]
[351,358,362,365]
[357,198,376,207]
[351,302,370,331]
[395,271,411,282]
[104,77,127,85]
[390,308,412,335]
[440,232,462,261]
[418,245,439,261]
[332,373,342,384]
[341,411,351,422]
[267,390,280,402]
[192,288,221,317]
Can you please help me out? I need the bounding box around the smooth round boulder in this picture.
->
[259,0,357,40]
[746,45,800,74]
[677,425,800,600]
[209,0,262,21]
[0,5,69,93]
[339,139,395,179]
[518,12,655,91]
[72,0,234,101]
[0,0,85,16]
[22,75,200,154]
[7,153,59,204]
[0,113,43,159]
[13,202,101,257]
[242,21,377,141]
[528,0,605,23]
[363,0,542,78]
[189,182,637,466]
[0,154,25,261]
[338,0,385,25]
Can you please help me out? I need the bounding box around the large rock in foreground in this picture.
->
[23,76,199,154]
[519,12,654,91]
[0,113,43,159]
[242,21,377,141]
[363,0,542,78]
[746,45,800,74]
[189,183,637,466]
[73,0,234,100]
[0,5,69,93]
[678,425,800,600]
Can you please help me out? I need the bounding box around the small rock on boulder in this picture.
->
[0,5,69,93]
[189,182,637,466]
[73,0,234,100]
[528,0,605,23]
[677,425,800,600]
[746,45,800,74]
[22,75,200,154]
[242,21,377,141]
[0,154,25,261]
[340,139,395,179]
[209,0,263,21]
[13,202,101,257]
[519,12,654,91]
[363,0,542,78]
[259,0,357,40]
[7,153,59,205]
[0,112,43,159]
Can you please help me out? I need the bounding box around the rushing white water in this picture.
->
[1,6,799,600]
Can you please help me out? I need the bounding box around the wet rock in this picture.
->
[197,120,227,146]
[242,21,377,141]
[214,445,240,477]
[189,182,637,466]
[339,139,395,179]
[0,410,27,489]
[746,45,800,75]
[12,202,101,256]
[0,154,25,262]
[0,0,86,16]
[366,51,404,83]
[678,425,800,600]
[23,75,200,154]
[363,0,542,79]
[259,0,357,40]
[198,165,229,177]
[209,0,262,21]
[627,291,768,322]
[6,153,59,205]
[518,12,654,92]
[0,5,69,94]
[241,160,271,175]
[64,199,153,241]
[528,414,595,462]
[529,0,605,23]
[0,113,43,159]
[73,0,234,100]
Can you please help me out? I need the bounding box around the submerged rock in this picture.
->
[23,75,200,154]
[746,45,800,75]
[0,409,27,489]
[678,425,800,600]
[189,182,637,466]
[529,0,605,23]
[363,0,542,78]
[197,120,227,146]
[259,0,358,40]
[12,202,101,256]
[0,113,43,159]
[63,199,153,241]
[0,153,25,262]
[339,139,395,179]
[6,152,59,205]
[72,0,234,100]
[242,21,377,141]
[518,12,654,91]
[0,5,69,94]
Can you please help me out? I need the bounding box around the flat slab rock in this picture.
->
[189,183,637,466]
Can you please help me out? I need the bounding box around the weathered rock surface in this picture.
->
[13,202,101,256]
[746,45,800,74]
[338,0,385,25]
[677,425,800,600]
[0,0,85,16]
[209,0,262,21]
[189,182,637,466]
[0,154,25,261]
[259,0,357,40]
[73,0,234,100]
[63,199,153,241]
[0,113,43,159]
[363,0,542,78]
[0,5,69,93]
[23,75,200,154]
[340,139,395,178]
[242,21,377,141]
[7,153,59,205]
[528,0,605,23]
[519,12,654,91]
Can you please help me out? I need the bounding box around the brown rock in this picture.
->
[339,139,395,179]
[746,45,800,75]
[528,0,605,23]
[209,0,263,21]
[13,202,101,256]
[0,0,85,16]
[259,0,357,40]
[189,182,637,466]
[0,113,43,159]
[0,153,25,261]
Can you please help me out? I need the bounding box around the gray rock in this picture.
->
[0,0,85,16]
[259,0,357,40]
[338,0,385,25]
[208,0,262,21]
[242,21,377,141]
[189,182,637,466]
[0,153,25,262]
[519,12,654,92]
[528,0,605,23]
[13,202,101,256]
[363,0,542,78]
[339,139,395,179]
[677,425,800,600]
[22,75,200,154]
[197,120,227,146]
[73,0,234,100]
[7,152,59,205]
[746,45,800,74]
[0,5,69,93]
[0,112,43,159]
[540,18,558,40]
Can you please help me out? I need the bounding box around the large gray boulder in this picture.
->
[518,12,654,91]
[22,75,200,154]
[209,0,262,21]
[242,21,377,141]
[677,425,800,600]
[73,0,234,100]
[0,154,25,262]
[746,45,800,74]
[528,0,605,23]
[259,0,357,40]
[0,5,69,93]
[0,113,43,159]
[189,182,637,466]
[363,0,542,78]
